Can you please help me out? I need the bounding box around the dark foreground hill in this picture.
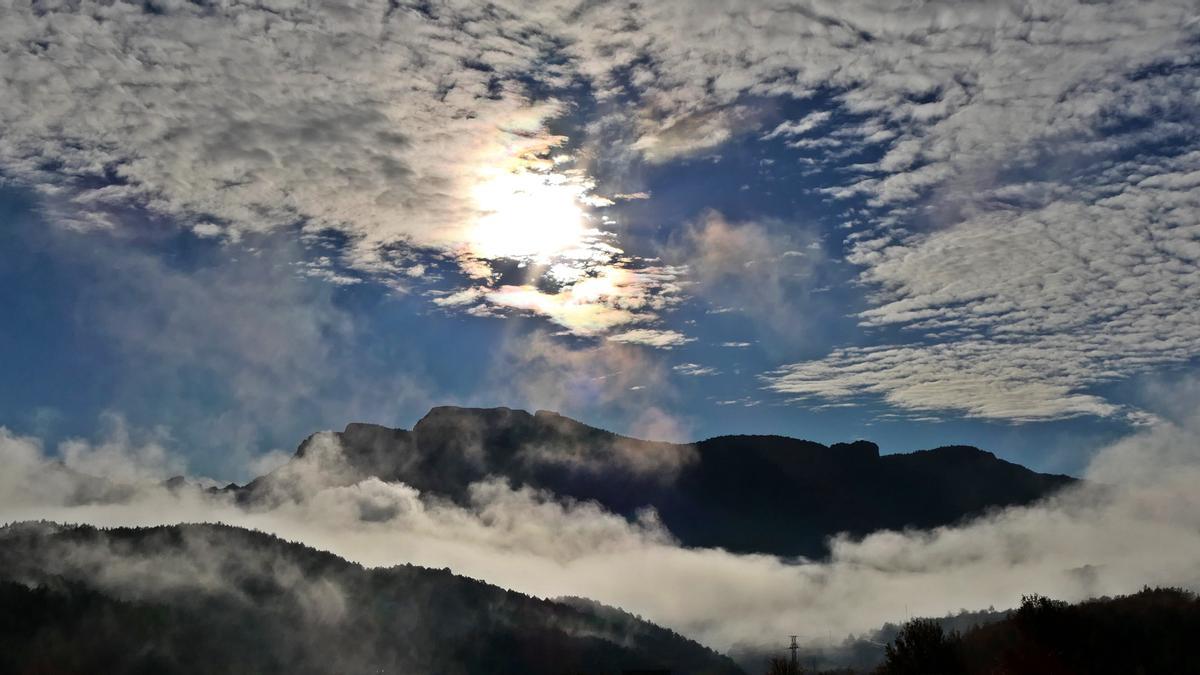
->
[874,587,1200,675]
[238,406,1075,558]
[0,522,743,675]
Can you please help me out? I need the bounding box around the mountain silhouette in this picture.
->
[236,406,1074,558]
[0,521,744,675]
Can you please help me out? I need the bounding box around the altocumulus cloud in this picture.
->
[766,150,1200,421]
[578,0,1200,420]
[607,328,695,349]
[0,0,681,339]
[3,0,1200,421]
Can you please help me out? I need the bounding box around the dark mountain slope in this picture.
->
[238,406,1074,559]
[0,521,743,675]
[663,439,1073,555]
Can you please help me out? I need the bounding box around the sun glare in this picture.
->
[469,161,591,262]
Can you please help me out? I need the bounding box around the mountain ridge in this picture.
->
[236,405,1075,558]
[0,521,743,675]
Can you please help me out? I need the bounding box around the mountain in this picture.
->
[237,406,1075,558]
[0,521,744,675]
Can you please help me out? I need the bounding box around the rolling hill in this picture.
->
[0,521,744,675]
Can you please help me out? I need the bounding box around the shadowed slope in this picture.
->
[0,521,744,675]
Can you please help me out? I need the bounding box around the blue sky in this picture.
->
[1,0,1197,480]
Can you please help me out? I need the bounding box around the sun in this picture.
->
[469,160,591,262]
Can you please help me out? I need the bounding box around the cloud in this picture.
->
[660,211,830,339]
[568,0,1197,193]
[15,220,435,477]
[6,0,1198,409]
[762,111,832,140]
[0,0,681,338]
[56,413,185,487]
[0,419,188,510]
[673,363,720,377]
[768,149,1200,421]
[765,343,1121,422]
[630,106,761,163]
[608,328,695,349]
[561,0,1200,418]
[244,449,293,479]
[481,264,685,337]
[474,330,697,457]
[487,284,640,335]
[714,397,761,408]
[0,1,566,259]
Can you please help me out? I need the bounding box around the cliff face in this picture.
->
[240,406,1075,558]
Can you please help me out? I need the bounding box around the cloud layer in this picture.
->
[4,0,1200,419]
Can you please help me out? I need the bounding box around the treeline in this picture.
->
[875,587,1200,675]
[756,587,1200,675]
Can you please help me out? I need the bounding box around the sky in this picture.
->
[1,0,1199,481]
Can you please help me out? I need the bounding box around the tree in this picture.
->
[876,618,965,675]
